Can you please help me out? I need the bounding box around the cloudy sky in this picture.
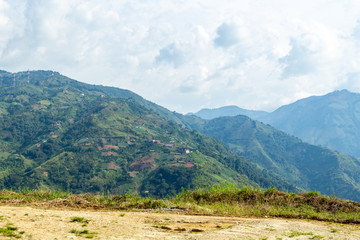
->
[1,0,360,113]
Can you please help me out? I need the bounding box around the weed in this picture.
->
[288,231,313,237]
[70,229,97,237]
[310,235,325,239]
[6,225,17,231]
[330,228,338,233]
[0,222,22,238]
[265,227,276,231]
[70,217,89,223]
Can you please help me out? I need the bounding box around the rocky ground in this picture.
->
[0,206,359,239]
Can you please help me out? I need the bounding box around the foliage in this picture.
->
[0,70,295,196]
[181,114,360,202]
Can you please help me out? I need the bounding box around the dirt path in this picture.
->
[0,206,359,240]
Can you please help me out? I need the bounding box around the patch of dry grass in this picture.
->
[0,185,359,224]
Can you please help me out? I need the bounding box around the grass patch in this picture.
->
[310,235,325,239]
[70,228,97,237]
[171,184,360,224]
[0,222,22,238]
[0,185,360,224]
[70,217,89,224]
[288,231,313,237]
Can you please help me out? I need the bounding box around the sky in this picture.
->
[1,0,360,113]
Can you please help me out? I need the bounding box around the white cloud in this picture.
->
[2,0,360,113]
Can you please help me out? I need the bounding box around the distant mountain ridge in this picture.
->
[188,106,268,120]
[192,89,360,158]
[262,90,360,158]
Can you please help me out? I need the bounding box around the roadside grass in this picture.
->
[0,184,360,224]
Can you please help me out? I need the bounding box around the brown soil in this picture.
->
[107,162,121,170]
[104,152,118,157]
[129,153,158,172]
[0,206,359,240]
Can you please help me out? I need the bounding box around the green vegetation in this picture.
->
[182,114,360,202]
[0,222,22,238]
[0,70,296,197]
[1,185,359,224]
[70,217,89,224]
[288,231,313,237]
[1,70,360,203]
[70,228,97,238]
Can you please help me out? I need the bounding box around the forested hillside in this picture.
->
[0,70,296,196]
[181,114,360,201]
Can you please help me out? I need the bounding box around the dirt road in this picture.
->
[0,206,359,239]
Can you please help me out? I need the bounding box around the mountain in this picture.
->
[181,114,360,202]
[192,90,360,158]
[190,105,268,120]
[260,90,360,158]
[0,70,296,196]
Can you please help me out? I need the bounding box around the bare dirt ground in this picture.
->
[0,206,359,240]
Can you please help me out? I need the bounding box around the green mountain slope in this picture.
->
[182,115,360,202]
[0,70,296,196]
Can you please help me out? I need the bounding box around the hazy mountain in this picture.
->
[190,105,269,120]
[0,70,296,196]
[192,90,360,158]
[260,90,360,158]
[181,114,360,201]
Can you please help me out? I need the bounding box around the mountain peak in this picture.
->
[327,89,360,98]
[191,105,268,120]
[329,89,351,96]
